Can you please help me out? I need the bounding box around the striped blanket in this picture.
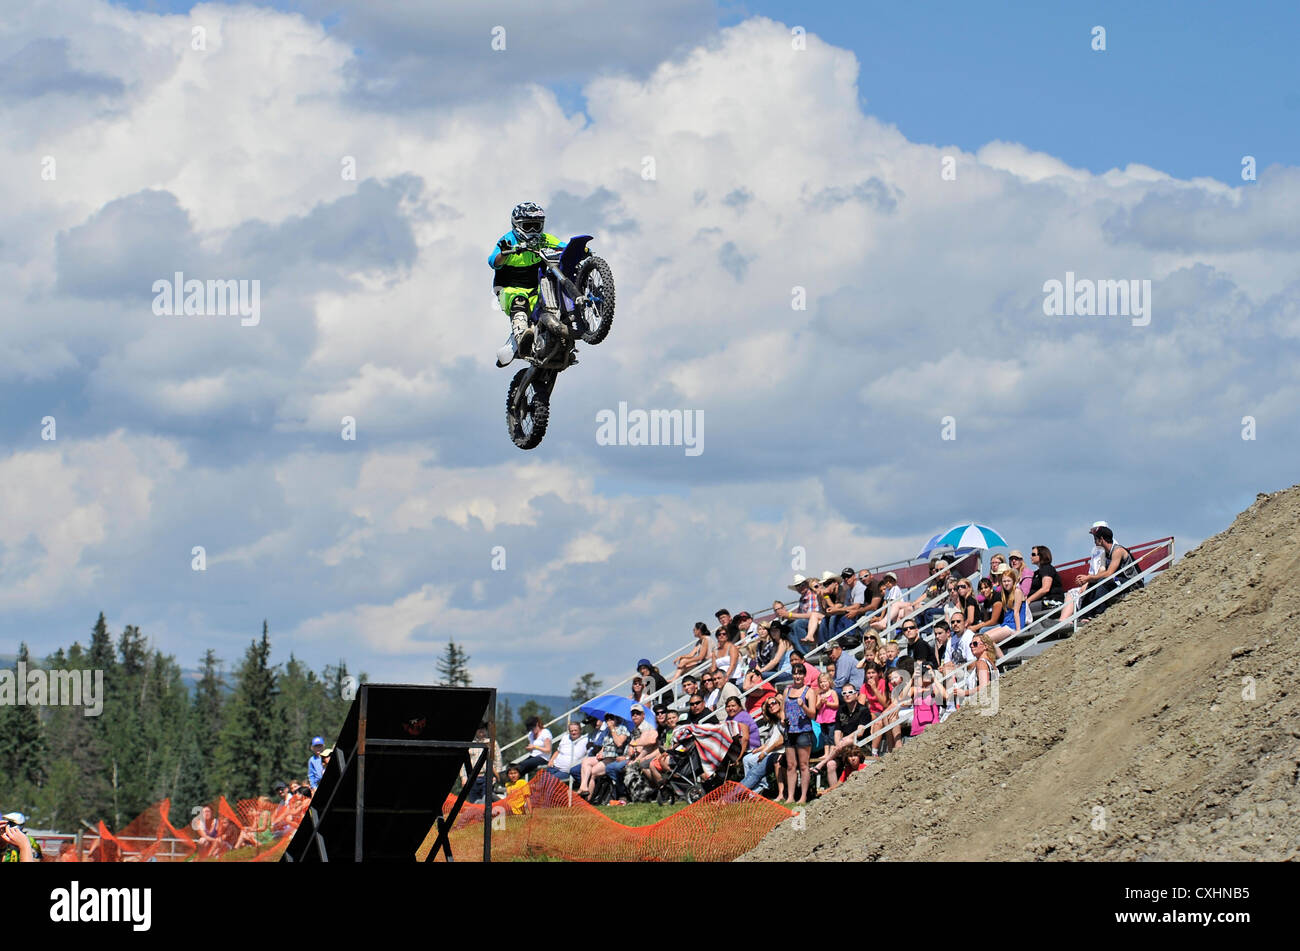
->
[673,722,741,780]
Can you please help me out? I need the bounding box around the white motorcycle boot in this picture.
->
[496,311,534,367]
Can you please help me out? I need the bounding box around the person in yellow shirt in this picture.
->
[492,764,532,820]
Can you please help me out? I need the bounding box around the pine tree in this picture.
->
[214,622,280,800]
[570,672,603,703]
[0,644,48,807]
[435,639,472,687]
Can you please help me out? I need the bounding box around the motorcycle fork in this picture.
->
[512,367,556,414]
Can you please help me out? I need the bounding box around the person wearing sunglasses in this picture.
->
[983,569,1028,643]
[740,697,787,795]
[682,693,712,725]
[899,620,937,668]
[954,634,1000,703]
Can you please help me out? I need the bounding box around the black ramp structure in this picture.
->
[282,684,496,862]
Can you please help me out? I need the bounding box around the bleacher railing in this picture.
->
[497,549,976,760]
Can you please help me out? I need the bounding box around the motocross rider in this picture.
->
[489,201,567,366]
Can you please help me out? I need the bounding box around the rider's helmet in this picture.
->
[510,201,546,243]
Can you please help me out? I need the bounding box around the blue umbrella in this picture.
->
[578,694,657,731]
[917,523,1008,559]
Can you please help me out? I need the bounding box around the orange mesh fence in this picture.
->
[417,770,793,862]
[54,773,789,863]
[58,794,309,863]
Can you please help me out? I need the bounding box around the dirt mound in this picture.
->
[741,486,1300,861]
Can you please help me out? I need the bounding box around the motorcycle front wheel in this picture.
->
[575,255,615,344]
[506,368,550,450]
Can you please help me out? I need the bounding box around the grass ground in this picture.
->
[592,801,687,826]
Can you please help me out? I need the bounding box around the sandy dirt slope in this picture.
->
[742,487,1300,861]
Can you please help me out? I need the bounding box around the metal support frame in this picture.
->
[288,685,496,862]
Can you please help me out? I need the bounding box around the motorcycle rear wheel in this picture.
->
[506,368,550,450]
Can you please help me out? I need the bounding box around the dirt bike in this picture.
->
[500,235,615,450]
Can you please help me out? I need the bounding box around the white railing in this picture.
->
[815,548,1173,763]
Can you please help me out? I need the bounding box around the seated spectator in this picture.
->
[743,670,778,718]
[733,611,759,644]
[704,670,741,718]
[901,619,937,668]
[953,633,1000,703]
[714,608,732,638]
[835,745,868,781]
[682,690,712,724]
[577,713,629,799]
[1008,551,1034,600]
[711,626,742,687]
[516,716,553,776]
[933,620,957,666]
[859,664,889,754]
[781,575,824,646]
[671,623,715,681]
[1061,524,1111,623]
[724,696,761,754]
[630,676,647,705]
[545,721,589,783]
[608,705,658,798]
[1074,525,1142,617]
[754,620,796,686]
[988,553,1008,579]
[652,703,670,728]
[492,764,531,818]
[936,661,961,722]
[983,569,1029,644]
[828,642,864,692]
[741,695,787,795]
[908,666,946,738]
[460,723,504,803]
[881,640,902,669]
[874,572,914,629]
[669,675,701,713]
[881,668,911,753]
[814,685,872,787]
[954,576,980,627]
[968,577,1005,634]
[938,577,966,625]
[194,805,224,858]
[920,558,951,625]
[1026,545,1065,619]
[822,568,870,646]
[637,659,673,706]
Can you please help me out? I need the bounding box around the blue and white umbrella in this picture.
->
[917,523,1008,559]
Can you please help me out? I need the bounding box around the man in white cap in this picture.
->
[1060,522,1110,623]
[777,575,825,646]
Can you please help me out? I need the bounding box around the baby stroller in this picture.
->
[655,723,742,805]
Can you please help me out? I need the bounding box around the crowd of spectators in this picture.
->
[485,523,1151,808]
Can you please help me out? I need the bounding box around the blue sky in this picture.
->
[4,1,1298,697]
[110,0,1300,184]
